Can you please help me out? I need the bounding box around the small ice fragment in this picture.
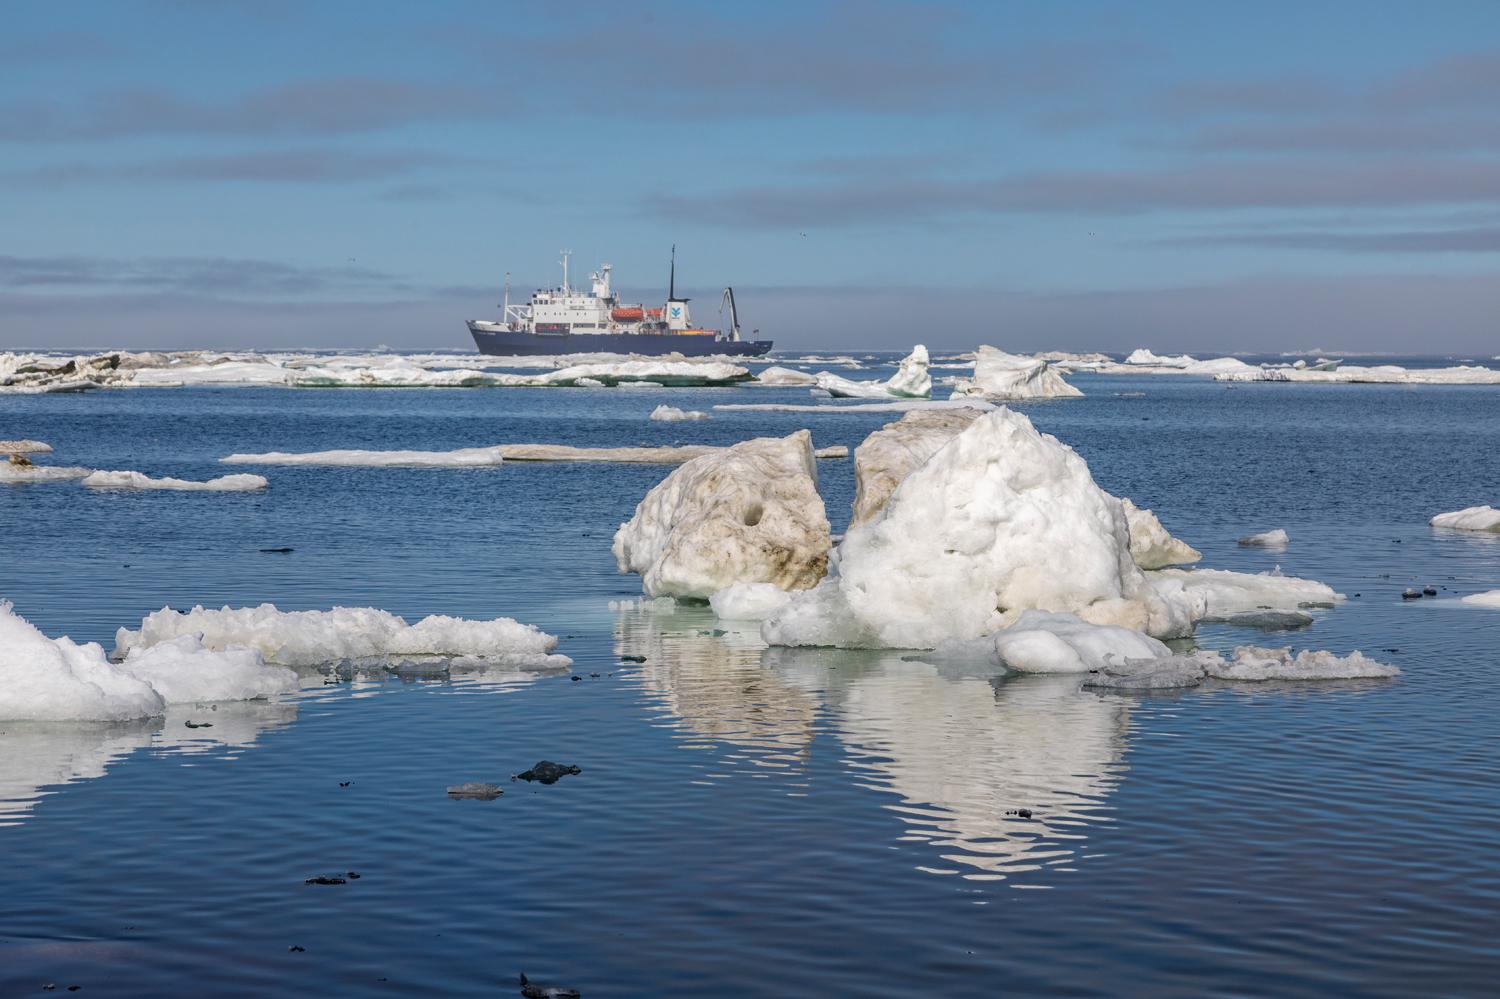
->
[1460,589,1500,608]
[1429,506,1500,533]
[649,405,710,422]
[1237,529,1289,547]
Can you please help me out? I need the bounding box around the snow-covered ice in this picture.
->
[613,430,832,599]
[115,603,570,670]
[82,470,269,491]
[1121,498,1202,569]
[850,408,984,527]
[222,446,506,467]
[650,405,710,422]
[0,601,296,722]
[754,366,818,386]
[986,610,1171,674]
[1202,645,1397,681]
[1237,528,1290,547]
[813,345,931,399]
[1430,506,1500,533]
[709,583,794,621]
[1125,348,1196,367]
[1146,568,1341,620]
[950,346,1083,400]
[764,408,1193,649]
[0,463,93,483]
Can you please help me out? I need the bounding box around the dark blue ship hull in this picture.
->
[469,323,772,357]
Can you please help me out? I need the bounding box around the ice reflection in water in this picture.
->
[617,604,1131,883]
[0,700,298,827]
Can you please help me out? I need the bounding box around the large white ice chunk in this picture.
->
[1124,348,1195,367]
[951,346,1083,400]
[613,430,832,599]
[709,582,794,621]
[1237,528,1289,547]
[987,610,1171,674]
[764,408,1189,649]
[0,601,295,722]
[1430,506,1500,533]
[115,603,570,669]
[1146,568,1341,620]
[754,366,818,386]
[1121,498,1202,569]
[850,407,985,527]
[82,470,269,491]
[649,405,709,422]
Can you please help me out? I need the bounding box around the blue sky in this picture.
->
[3,0,1498,352]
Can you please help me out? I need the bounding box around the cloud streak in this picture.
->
[10,148,456,184]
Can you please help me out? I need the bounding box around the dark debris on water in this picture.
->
[514,761,581,785]
[519,973,581,998]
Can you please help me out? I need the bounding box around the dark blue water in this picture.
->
[2,358,1498,997]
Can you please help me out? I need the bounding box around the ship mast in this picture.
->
[559,249,572,293]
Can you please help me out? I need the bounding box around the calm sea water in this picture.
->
[2,354,1499,997]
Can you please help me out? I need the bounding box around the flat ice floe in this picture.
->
[812,345,932,399]
[1460,590,1500,608]
[1085,645,1396,688]
[0,439,52,454]
[763,408,1193,649]
[0,601,297,722]
[1430,506,1500,532]
[82,470,269,491]
[1146,567,1341,619]
[222,446,507,467]
[1237,528,1290,547]
[613,430,832,599]
[1217,363,1500,385]
[951,346,1083,401]
[650,405,710,422]
[0,463,93,483]
[715,399,996,414]
[754,366,819,386]
[115,603,571,670]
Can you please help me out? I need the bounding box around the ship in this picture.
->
[467,248,773,357]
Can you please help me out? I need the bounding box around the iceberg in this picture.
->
[1237,528,1290,547]
[649,405,710,422]
[709,582,794,621]
[950,346,1083,400]
[763,409,1192,649]
[0,601,296,722]
[82,470,269,491]
[222,446,506,468]
[115,603,570,670]
[1121,498,1202,569]
[613,430,832,599]
[1125,348,1195,367]
[812,345,932,399]
[1430,506,1500,533]
[850,408,985,527]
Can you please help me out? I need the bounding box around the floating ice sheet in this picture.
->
[82,470,268,491]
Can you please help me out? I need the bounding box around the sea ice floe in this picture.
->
[763,408,1193,649]
[983,610,1171,674]
[754,366,819,386]
[1217,363,1500,385]
[1120,498,1202,569]
[222,446,507,467]
[715,399,996,414]
[1460,590,1500,608]
[950,346,1083,401]
[1125,348,1196,367]
[0,439,52,454]
[114,603,570,669]
[709,583,794,621]
[0,601,297,722]
[649,405,710,422]
[812,345,932,399]
[0,463,93,483]
[1429,506,1500,533]
[1145,567,1341,620]
[1237,528,1290,547]
[613,430,832,599]
[82,470,269,491]
[1084,645,1396,688]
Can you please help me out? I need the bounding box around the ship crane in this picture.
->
[719,287,742,342]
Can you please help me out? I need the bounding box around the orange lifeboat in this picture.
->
[611,306,645,322]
